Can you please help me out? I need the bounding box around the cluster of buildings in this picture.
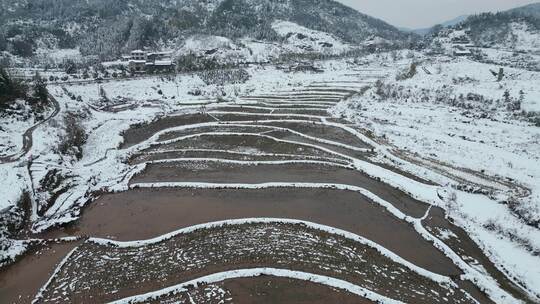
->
[451,35,474,57]
[443,28,476,57]
[121,50,175,73]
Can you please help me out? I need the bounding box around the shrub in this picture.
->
[64,60,78,74]
[11,39,34,57]
[29,73,49,112]
[396,62,418,81]
[0,66,27,109]
[188,88,202,96]
[197,68,251,86]
[58,112,88,160]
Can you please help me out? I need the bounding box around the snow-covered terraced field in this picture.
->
[35,221,472,304]
[1,60,539,304]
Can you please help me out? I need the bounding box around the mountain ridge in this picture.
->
[0,0,410,60]
[426,2,540,52]
[403,15,469,36]
[507,2,540,18]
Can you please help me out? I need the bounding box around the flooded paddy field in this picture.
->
[1,81,530,304]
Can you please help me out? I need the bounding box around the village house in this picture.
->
[145,51,175,73]
[126,50,175,73]
[453,45,472,57]
[128,50,147,72]
[451,36,471,45]
[131,50,147,61]
[449,33,474,57]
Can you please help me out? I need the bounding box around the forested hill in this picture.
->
[459,11,539,48]
[507,2,540,19]
[0,0,408,60]
[427,3,540,51]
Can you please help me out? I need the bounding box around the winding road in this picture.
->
[0,94,61,164]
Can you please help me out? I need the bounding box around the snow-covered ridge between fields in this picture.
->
[108,268,404,304]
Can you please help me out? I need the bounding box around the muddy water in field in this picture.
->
[132,162,427,217]
[44,187,460,277]
[214,113,322,123]
[248,102,331,109]
[145,276,375,304]
[147,134,345,161]
[0,242,79,304]
[121,113,215,148]
[257,121,372,149]
[242,95,341,101]
[151,120,374,158]
[247,102,335,108]
[129,150,350,166]
[220,277,374,304]
[156,125,273,142]
[423,208,531,303]
[211,106,330,116]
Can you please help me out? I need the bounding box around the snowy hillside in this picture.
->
[331,52,540,298]
[428,5,540,53]
[508,2,540,19]
[0,0,409,62]
[176,35,251,63]
[272,20,351,54]
[464,17,540,51]
[173,22,353,65]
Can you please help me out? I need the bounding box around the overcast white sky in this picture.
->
[337,0,539,28]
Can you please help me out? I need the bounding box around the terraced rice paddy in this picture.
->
[0,74,532,304]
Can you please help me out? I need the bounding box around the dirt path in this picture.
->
[0,94,61,164]
[1,77,532,303]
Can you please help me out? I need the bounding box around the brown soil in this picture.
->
[0,242,79,304]
[38,223,471,304]
[129,150,349,166]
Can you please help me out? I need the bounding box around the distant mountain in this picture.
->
[0,0,409,61]
[507,2,540,18]
[401,15,469,36]
[427,3,540,52]
[440,15,470,27]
